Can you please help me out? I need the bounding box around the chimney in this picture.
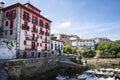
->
[0,2,5,8]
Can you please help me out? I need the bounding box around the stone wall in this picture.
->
[86,58,120,68]
[0,56,87,80]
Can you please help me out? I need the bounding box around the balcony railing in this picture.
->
[32,29,38,33]
[26,36,37,41]
[25,45,37,50]
[25,45,31,49]
[22,24,29,31]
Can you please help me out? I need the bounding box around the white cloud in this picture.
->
[58,21,71,28]
[51,21,120,40]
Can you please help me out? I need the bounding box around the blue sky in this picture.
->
[2,0,120,40]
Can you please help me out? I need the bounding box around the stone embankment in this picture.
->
[86,58,120,68]
[0,56,87,80]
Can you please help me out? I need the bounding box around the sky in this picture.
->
[2,0,120,40]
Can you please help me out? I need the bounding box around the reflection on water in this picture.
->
[56,68,120,80]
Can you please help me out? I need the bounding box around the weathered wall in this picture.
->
[86,58,120,68]
[0,56,86,80]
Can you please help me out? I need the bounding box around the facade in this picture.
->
[51,37,63,55]
[51,34,80,50]
[69,35,80,49]
[79,37,111,50]
[0,2,51,58]
[51,34,70,41]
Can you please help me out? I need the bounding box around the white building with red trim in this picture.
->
[0,2,51,58]
[51,37,63,56]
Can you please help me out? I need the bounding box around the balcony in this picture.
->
[32,28,38,33]
[45,32,49,36]
[42,47,49,51]
[25,45,37,50]
[22,24,29,31]
[26,36,37,41]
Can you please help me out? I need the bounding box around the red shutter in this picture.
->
[10,30,13,35]
[41,36,42,39]
[5,21,8,26]
[10,20,13,28]
[24,40,27,45]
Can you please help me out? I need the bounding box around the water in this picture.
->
[56,68,120,80]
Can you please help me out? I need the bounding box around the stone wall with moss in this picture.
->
[0,56,87,80]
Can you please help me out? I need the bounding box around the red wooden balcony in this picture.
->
[22,24,29,31]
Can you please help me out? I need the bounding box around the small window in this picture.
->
[31,52,34,57]
[5,21,8,26]
[5,31,7,35]
[6,12,9,17]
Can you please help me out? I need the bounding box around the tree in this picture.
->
[97,40,120,58]
[71,47,76,54]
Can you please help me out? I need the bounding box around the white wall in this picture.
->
[0,39,16,59]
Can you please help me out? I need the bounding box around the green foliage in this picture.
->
[63,45,77,54]
[97,40,120,58]
[77,50,84,55]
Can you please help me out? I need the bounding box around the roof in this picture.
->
[80,37,110,41]
[51,36,63,42]
[2,3,52,22]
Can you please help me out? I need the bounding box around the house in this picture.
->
[51,36,63,55]
[0,2,51,58]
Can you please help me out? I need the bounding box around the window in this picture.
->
[40,28,42,34]
[51,43,53,49]
[5,31,7,35]
[38,52,41,57]
[10,30,13,35]
[31,52,34,57]
[39,19,44,27]
[6,12,9,17]
[8,10,16,19]
[32,16,38,25]
[45,22,49,29]
[23,11,30,21]
[5,21,8,26]
[55,43,57,50]
[45,44,47,50]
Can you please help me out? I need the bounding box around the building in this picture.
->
[0,2,51,58]
[69,35,80,49]
[51,34,80,50]
[79,37,111,50]
[51,33,70,40]
[51,36,63,55]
